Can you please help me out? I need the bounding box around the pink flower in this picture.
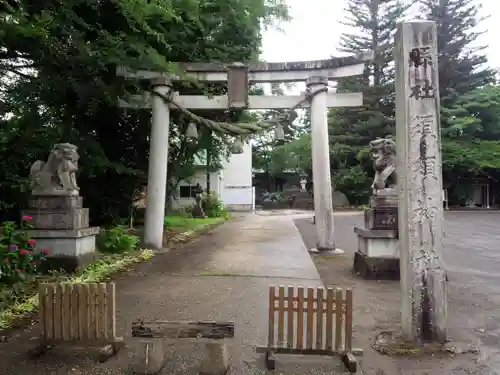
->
[27,239,36,245]
[42,248,51,255]
[23,215,32,221]
[19,249,31,256]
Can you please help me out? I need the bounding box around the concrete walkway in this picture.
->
[0,213,345,374]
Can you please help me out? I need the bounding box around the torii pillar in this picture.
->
[307,76,340,253]
[144,78,171,249]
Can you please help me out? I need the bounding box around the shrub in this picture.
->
[97,226,139,254]
[333,166,371,206]
[0,216,49,284]
[202,191,225,218]
[262,192,286,203]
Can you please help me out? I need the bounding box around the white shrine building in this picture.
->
[171,141,255,211]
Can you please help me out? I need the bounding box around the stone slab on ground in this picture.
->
[0,212,351,375]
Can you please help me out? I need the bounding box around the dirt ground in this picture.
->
[294,212,499,375]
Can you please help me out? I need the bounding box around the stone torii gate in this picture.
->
[117,53,372,250]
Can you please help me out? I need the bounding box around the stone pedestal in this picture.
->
[23,196,99,272]
[353,189,399,280]
[129,339,167,375]
[199,341,230,375]
[129,340,230,375]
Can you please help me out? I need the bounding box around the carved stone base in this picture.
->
[29,196,83,210]
[353,251,400,280]
[22,208,89,230]
[364,207,398,231]
[370,188,398,208]
[27,227,99,273]
[24,196,89,230]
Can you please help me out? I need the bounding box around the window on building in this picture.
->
[179,185,200,198]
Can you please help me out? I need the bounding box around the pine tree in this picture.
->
[419,0,497,107]
[329,0,408,153]
[326,0,408,201]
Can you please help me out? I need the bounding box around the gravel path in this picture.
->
[0,213,351,375]
[295,211,500,375]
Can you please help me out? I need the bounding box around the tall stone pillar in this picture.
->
[395,20,447,342]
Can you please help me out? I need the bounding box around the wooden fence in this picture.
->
[30,282,123,362]
[257,285,360,373]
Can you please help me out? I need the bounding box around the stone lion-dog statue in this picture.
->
[370,137,397,191]
[30,143,80,196]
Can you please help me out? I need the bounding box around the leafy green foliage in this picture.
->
[333,166,371,205]
[441,86,500,179]
[0,0,289,224]
[251,83,309,176]
[266,133,312,176]
[96,226,139,254]
[443,139,500,173]
[442,86,500,139]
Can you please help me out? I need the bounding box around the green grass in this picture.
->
[164,216,226,233]
[0,249,153,329]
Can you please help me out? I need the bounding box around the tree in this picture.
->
[327,0,408,201]
[419,0,497,107]
[443,85,500,140]
[269,133,312,175]
[251,83,307,177]
[0,0,289,223]
[441,85,500,181]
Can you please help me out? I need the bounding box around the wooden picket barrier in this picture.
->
[256,286,362,373]
[29,282,123,362]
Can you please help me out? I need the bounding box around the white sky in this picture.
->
[261,0,500,69]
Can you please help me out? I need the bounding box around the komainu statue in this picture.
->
[30,143,80,196]
[370,137,397,191]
